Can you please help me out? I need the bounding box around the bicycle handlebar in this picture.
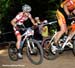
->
[38,20,57,26]
[41,20,57,26]
[68,16,75,20]
[48,21,57,25]
[17,20,57,31]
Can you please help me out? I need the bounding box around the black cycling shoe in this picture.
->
[17,49,23,59]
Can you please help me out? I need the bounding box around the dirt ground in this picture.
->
[0,46,75,68]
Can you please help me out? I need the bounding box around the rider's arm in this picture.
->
[63,2,70,16]
[11,18,17,27]
[11,12,22,27]
[61,0,70,8]
[28,13,37,25]
[72,9,75,15]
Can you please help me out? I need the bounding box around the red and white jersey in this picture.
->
[15,12,31,23]
[67,0,75,11]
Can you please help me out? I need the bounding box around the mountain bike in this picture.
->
[42,30,59,60]
[43,17,75,60]
[8,26,43,65]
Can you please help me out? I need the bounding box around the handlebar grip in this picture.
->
[68,16,75,20]
[48,21,57,25]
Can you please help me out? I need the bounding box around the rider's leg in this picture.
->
[15,32,23,59]
[16,34,21,50]
[54,24,67,45]
[55,11,67,46]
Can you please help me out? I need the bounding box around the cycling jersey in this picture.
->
[13,12,31,35]
[56,0,75,26]
[61,0,75,11]
[15,12,31,23]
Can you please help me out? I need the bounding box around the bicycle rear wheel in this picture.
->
[8,42,18,61]
[26,39,43,65]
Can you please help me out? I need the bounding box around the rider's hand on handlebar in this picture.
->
[68,15,75,20]
[67,15,73,19]
[32,25,38,29]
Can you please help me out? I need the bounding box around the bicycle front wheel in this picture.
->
[8,42,18,61]
[26,39,43,65]
[42,38,51,60]
[43,38,59,60]
[72,39,75,56]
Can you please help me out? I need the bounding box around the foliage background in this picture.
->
[0,0,63,33]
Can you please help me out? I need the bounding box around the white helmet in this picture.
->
[22,4,31,12]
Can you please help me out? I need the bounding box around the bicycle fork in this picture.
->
[26,39,35,53]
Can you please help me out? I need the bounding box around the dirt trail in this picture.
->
[0,47,75,68]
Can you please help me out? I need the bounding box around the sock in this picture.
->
[17,48,22,53]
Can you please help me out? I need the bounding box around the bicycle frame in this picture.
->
[48,31,74,50]
[49,21,75,50]
[49,31,57,44]
[20,27,35,52]
[61,21,75,50]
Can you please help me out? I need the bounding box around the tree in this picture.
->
[47,0,62,20]
[0,0,10,31]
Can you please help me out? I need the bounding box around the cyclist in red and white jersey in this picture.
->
[11,4,37,59]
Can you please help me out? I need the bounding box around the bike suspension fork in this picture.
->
[26,38,33,53]
[30,38,35,48]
